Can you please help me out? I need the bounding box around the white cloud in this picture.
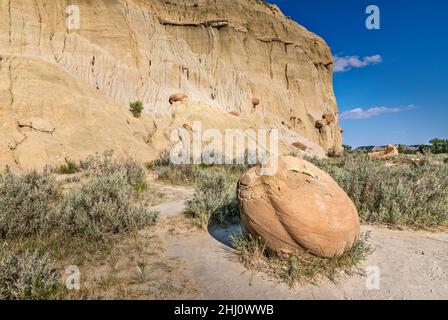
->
[333,54,383,72]
[341,105,415,120]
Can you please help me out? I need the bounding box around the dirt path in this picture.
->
[167,225,448,300]
[150,182,448,300]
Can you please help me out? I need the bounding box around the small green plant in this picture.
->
[129,101,144,118]
[0,249,65,300]
[231,232,373,288]
[342,144,353,153]
[56,158,79,174]
[185,171,239,229]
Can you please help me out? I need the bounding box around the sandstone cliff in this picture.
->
[0,0,342,170]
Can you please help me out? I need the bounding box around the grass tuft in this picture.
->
[230,232,373,288]
[55,158,79,175]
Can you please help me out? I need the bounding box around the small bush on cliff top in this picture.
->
[129,101,144,118]
[306,154,448,229]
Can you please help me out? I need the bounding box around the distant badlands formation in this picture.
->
[0,0,343,170]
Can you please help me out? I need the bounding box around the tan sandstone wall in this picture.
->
[0,0,342,170]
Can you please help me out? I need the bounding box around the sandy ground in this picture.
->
[150,184,448,300]
[167,225,448,300]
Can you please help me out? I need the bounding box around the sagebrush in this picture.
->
[60,172,157,241]
[306,154,448,228]
[0,249,65,300]
[185,171,240,229]
[0,168,60,239]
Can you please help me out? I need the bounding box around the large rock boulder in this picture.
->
[237,156,360,258]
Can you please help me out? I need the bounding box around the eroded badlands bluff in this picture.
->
[0,0,342,170]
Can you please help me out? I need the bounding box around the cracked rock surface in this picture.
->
[238,156,361,258]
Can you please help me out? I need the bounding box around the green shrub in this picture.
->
[429,138,448,154]
[60,172,158,241]
[80,151,146,188]
[129,101,144,118]
[306,154,448,228]
[185,172,239,229]
[0,169,60,239]
[0,249,65,300]
[55,158,79,175]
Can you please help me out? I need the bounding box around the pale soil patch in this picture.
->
[166,224,448,300]
[65,226,199,300]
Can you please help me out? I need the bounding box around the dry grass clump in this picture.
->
[305,154,448,229]
[146,150,201,185]
[80,150,148,191]
[230,232,373,288]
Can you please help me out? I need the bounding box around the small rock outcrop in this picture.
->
[323,113,335,125]
[315,120,326,130]
[252,98,261,108]
[368,145,399,159]
[169,93,188,105]
[237,156,361,258]
[292,142,307,151]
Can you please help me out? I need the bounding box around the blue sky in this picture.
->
[270,0,448,147]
